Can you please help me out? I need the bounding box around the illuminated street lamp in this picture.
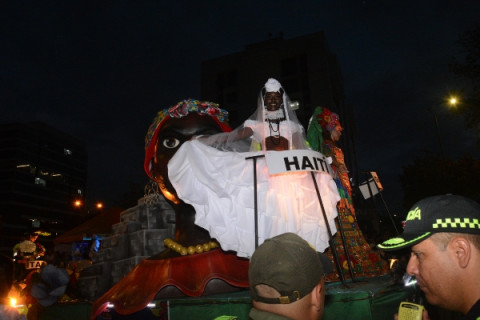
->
[447,95,459,108]
[428,95,459,157]
[73,199,104,214]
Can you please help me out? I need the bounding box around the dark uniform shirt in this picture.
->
[249,307,294,320]
[464,299,480,320]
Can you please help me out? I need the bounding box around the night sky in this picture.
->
[2,1,479,215]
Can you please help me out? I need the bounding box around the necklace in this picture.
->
[268,120,280,133]
[164,238,219,256]
[268,120,282,145]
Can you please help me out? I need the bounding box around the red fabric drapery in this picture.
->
[91,249,249,319]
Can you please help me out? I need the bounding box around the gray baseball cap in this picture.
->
[249,232,333,304]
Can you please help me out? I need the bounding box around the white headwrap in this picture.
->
[264,78,282,93]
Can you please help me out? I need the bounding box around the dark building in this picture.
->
[0,122,88,254]
[201,31,359,185]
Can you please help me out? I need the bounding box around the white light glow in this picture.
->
[106,302,156,309]
[405,279,417,287]
[389,258,398,269]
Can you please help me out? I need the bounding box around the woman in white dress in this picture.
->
[169,78,340,258]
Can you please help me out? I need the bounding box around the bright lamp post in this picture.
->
[73,199,104,214]
[428,96,459,157]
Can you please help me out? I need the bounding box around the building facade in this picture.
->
[0,122,88,253]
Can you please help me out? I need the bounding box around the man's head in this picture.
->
[29,232,39,242]
[378,194,480,314]
[249,233,332,320]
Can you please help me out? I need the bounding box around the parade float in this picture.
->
[13,79,411,319]
[89,79,410,319]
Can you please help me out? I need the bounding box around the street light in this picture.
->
[73,199,104,214]
[428,95,459,157]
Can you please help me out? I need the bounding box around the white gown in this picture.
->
[168,138,340,258]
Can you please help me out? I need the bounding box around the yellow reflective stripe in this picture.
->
[432,218,480,229]
[378,232,431,249]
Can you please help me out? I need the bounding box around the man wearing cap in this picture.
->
[378,194,480,320]
[248,232,333,320]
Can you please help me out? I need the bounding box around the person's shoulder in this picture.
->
[249,307,293,320]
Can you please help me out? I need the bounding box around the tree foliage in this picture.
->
[400,154,480,210]
[450,23,480,142]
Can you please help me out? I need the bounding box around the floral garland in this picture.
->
[264,108,285,121]
[18,240,37,254]
[145,99,229,149]
[316,108,340,132]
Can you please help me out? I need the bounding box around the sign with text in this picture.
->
[265,150,332,175]
[26,260,46,269]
